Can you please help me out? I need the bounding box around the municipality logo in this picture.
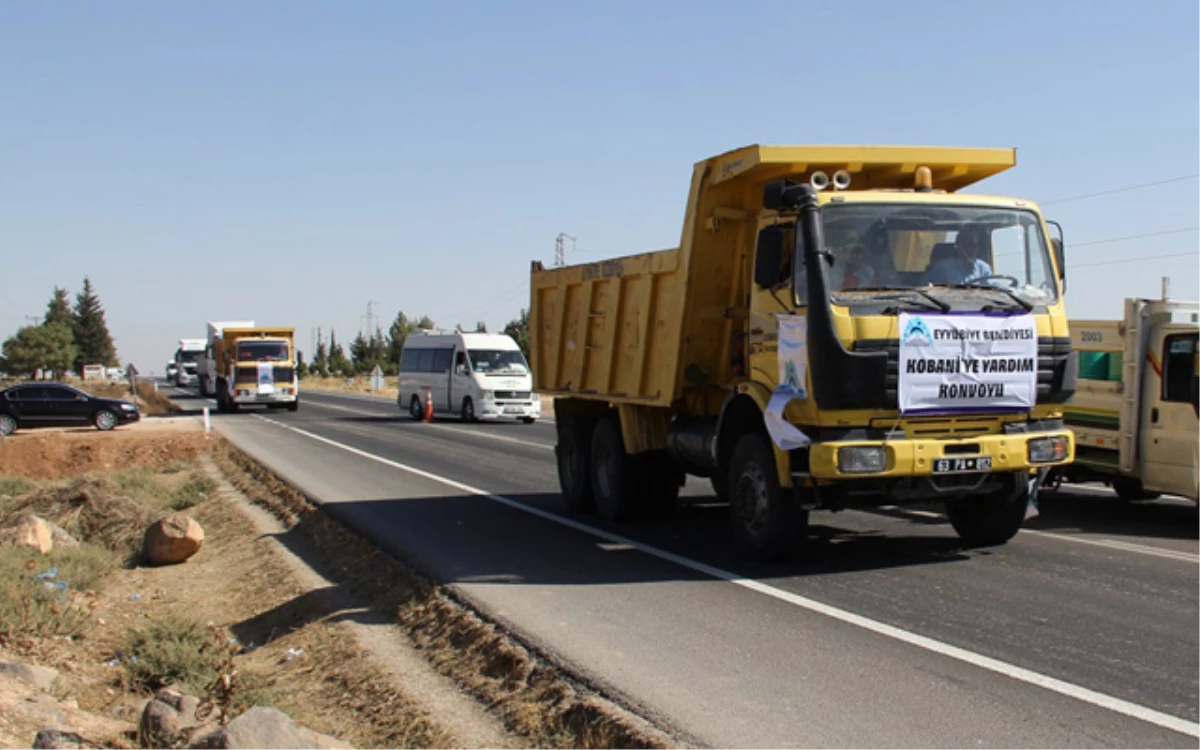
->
[902,317,933,346]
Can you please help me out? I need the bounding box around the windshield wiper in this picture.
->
[951,283,1033,312]
[853,286,950,312]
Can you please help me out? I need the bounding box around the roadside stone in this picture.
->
[31,728,98,749]
[0,514,54,554]
[141,688,213,747]
[189,706,352,749]
[47,523,79,549]
[0,662,59,694]
[143,514,204,565]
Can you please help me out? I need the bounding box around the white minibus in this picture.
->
[397,331,540,423]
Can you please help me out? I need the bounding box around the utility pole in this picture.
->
[555,233,577,268]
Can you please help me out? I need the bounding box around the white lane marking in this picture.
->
[246,414,1199,738]
[879,506,1199,564]
[304,389,557,423]
[297,398,555,451]
[1023,531,1199,563]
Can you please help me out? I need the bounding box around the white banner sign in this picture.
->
[764,315,811,450]
[898,313,1037,414]
[257,362,275,394]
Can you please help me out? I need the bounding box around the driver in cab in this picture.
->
[925,227,993,285]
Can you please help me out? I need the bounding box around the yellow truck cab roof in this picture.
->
[709,144,1016,193]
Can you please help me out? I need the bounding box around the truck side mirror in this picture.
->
[763,179,805,211]
[754,227,785,288]
[1052,238,1065,289]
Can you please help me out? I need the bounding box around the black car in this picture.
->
[0,382,140,436]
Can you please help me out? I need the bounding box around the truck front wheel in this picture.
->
[945,473,1029,546]
[1112,477,1160,502]
[557,416,595,513]
[728,434,806,560]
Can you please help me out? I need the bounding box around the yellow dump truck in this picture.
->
[1059,293,1198,502]
[210,327,299,413]
[531,145,1076,559]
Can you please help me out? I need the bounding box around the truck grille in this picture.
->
[235,366,295,384]
[852,336,1072,407]
[493,391,532,400]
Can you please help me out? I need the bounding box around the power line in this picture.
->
[1041,174,1199,205]
[1071,251,1197,269]
[1071,227,1198,248]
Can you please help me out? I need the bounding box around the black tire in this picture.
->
[556,416,595,512]
[227,399,239,414]
[945,473,1029,546]
[1112,477,1160,502]
[520,417,536,424]
[728,433,806,560]
[0,413,16,437]
[591,417,634,521]
[93,409,118,432]
[409,396,423,421]
[287,399,299,412]
[461,398,476,423]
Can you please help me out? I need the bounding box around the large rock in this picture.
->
[31,728,96,749]
[143,514,204,565]
[0,514,53,554]
[189,706,352,749]
[141,688,214,747]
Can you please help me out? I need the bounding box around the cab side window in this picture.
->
[1162,334,1197,402]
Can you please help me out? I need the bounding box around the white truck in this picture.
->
[1059,290,1198,502]
[197,320,255,398]
[173,338,207,388]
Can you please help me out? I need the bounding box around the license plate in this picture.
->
[933,456,992,474]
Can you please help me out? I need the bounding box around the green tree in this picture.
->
[72,277,118,372]
[310,329,328,377]
[44,287,73,328]
[2,324,77,379]
[327,329,351,376]
[503,308,530,361]
[416,316,434,330]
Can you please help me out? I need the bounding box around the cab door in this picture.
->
[1140,328,1199,499]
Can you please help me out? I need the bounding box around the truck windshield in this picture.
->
[237,341,290,362]
[468,349,529,375]
[175,350,202,364]
[795,204,1058,308]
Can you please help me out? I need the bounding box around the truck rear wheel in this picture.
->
[591,417,633,521]
[945,473,1029,546]
[728,434,806,560]
[556,416,595,512]
[1112,477,1160,502]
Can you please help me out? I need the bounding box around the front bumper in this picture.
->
[477,398,541,420]
[808,430,1075,480]
[232,386,298,404]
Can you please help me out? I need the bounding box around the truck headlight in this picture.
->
[837,446,887,474]
[1028,436,1068,463]
[480,391,494,401]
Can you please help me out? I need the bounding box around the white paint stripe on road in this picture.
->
[246,414,1200,739]
[1022,531,1199,563]
[304,389,558,423]
[298,398,555,451]
[878,506,1199,564]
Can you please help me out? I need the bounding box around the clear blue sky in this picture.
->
[2,0,1197,373]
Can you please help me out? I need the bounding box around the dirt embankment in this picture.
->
[0,422,672,749]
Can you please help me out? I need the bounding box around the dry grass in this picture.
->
[210,440,670,749]
[301,375,399,399]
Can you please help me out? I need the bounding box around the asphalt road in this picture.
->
[164,384,1199,748]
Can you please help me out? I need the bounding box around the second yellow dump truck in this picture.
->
[209,326,299,413]
[531,144,1076,559]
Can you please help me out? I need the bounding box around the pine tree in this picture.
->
[312,330,329,377]
[328,329,351,376]
[72,277,118,372]
[2,324,77,379]
[503,308,531,361]
[387,312,417,372]
[44,287,73,328]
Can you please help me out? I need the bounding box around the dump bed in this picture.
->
[530,144,1017,406]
